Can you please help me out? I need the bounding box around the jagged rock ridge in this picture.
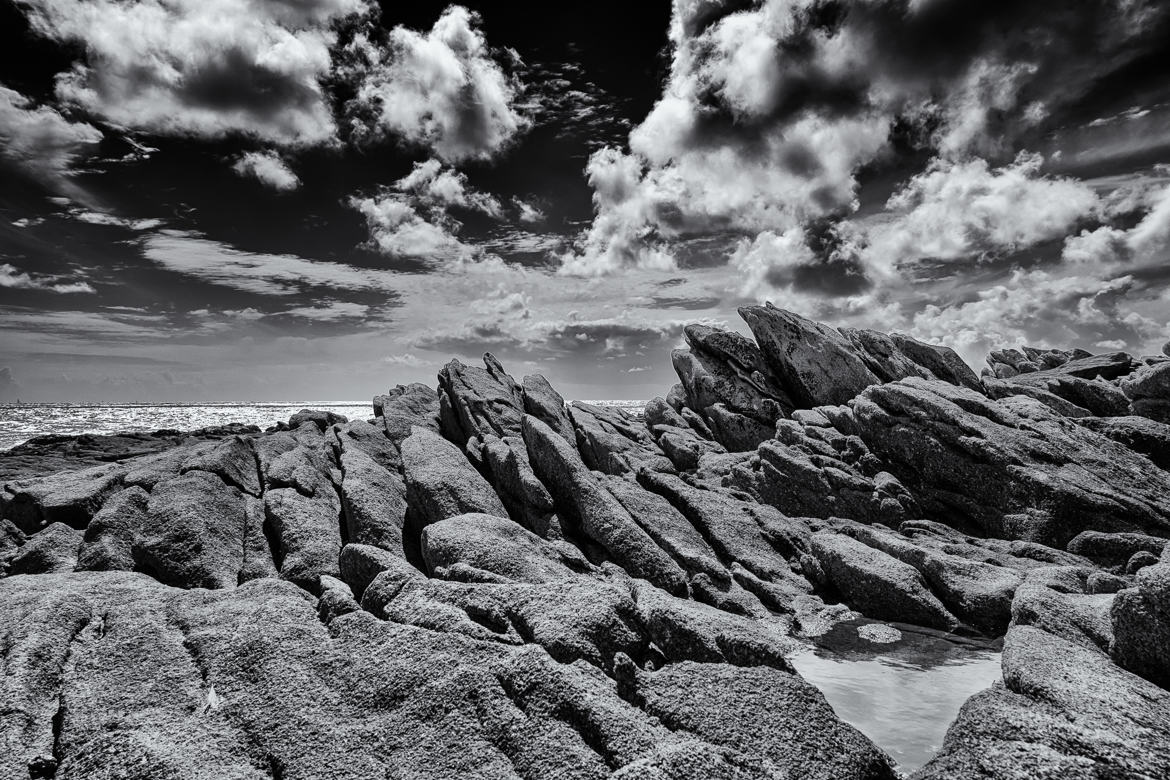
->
[3,305,1170,779]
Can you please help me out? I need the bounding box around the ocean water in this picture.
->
[789,618,1003,775]
[0,400,646,450]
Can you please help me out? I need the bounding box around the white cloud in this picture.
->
[560,0,1166,275]
[141,230,402,295]
[0,263,95,294]
[910,271,1166,366]
[346,5,528,162]
[349,158,506,263]
[70,210,163,231]
[0,84,102,173]
[858,153,1099,276]
[513,197,545,224]
[395,159,502,216]
[728,227,819,299]
[279,301,370,320]
[18,0,372,145]
[349,194,478,262]
[232,151,300,191]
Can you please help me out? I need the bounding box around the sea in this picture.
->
[0,400,647,451]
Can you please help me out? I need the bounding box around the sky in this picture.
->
[1,0,1169,403]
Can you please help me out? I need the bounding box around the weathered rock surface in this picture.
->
[438,354,525,447]
[4,307,1170,779]
[809,532,959,630]
[851,379,1170,545]
[524,416,688,595]
[401,426,507,526]
[1076,414,1170,469]
[1121,361,1170,422]
[742,305,882,408]
[338,445,408,553]
[4,462,125,532]
[1111,560,1170,688]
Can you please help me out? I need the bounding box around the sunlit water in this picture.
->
[0,400,646,450]
[789,618,1002,776]
[0,402,372,450]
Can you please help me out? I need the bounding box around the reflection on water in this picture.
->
[788,618,1002,776]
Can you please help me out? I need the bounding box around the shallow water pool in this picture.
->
[788,618,1002,775]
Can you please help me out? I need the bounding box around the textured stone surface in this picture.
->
[4,310,1170,779]
[809,532,959,630]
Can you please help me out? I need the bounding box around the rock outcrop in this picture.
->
[3,306,1168,779]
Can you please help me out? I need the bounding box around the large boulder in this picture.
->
[6,522,82,575]
[421,513,590,583]
[338,446,408,553]
[3,462,125,532]
[438,354,525,446]
[263,486,342,590]
[521,374,577,448]
[1067,530,1167,566]
[1076,415,1170,470]
[138,471,248,589]
[624,660,897,780]
[400,426,507,527]
[917,624,1170,779]
[1121,361,1170,422]
[848,524,1021,634]
[809,532,958,630]
[1004,372,1131,417]
[569,402,675,475]
[889,333,982,391]
[740,305,881,408]
[851,378,1170,546]
[375,382,441,447]
[75,486,150,572]
[638,471,810,592]
[480,435,562,538]
[523,415,688,596]
[1111,561,1170,688]
[178,435,260,496]
[331,418,402,472]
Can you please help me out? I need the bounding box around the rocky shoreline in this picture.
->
[2,304,1169,779]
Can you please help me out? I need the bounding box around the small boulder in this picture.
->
[7,522,82,575]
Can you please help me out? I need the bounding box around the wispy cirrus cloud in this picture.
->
[140,230,402,295]
[0,262,95,294]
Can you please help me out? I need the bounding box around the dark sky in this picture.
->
[1,0,1169,402]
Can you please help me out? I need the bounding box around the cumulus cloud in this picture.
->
[0,263,95,293]
[910,271,1166,365]
[1063,183,1170,268]
[513,198,545,224]
[562,0,1169,274]
[349,158,504,262]
[395,159,502,216]
[233,151,300,191]
[855,153,1099,277]
[345,5,528,162]
[0,84,102,173]
[17,0,372,145]
[350,195,476,262]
